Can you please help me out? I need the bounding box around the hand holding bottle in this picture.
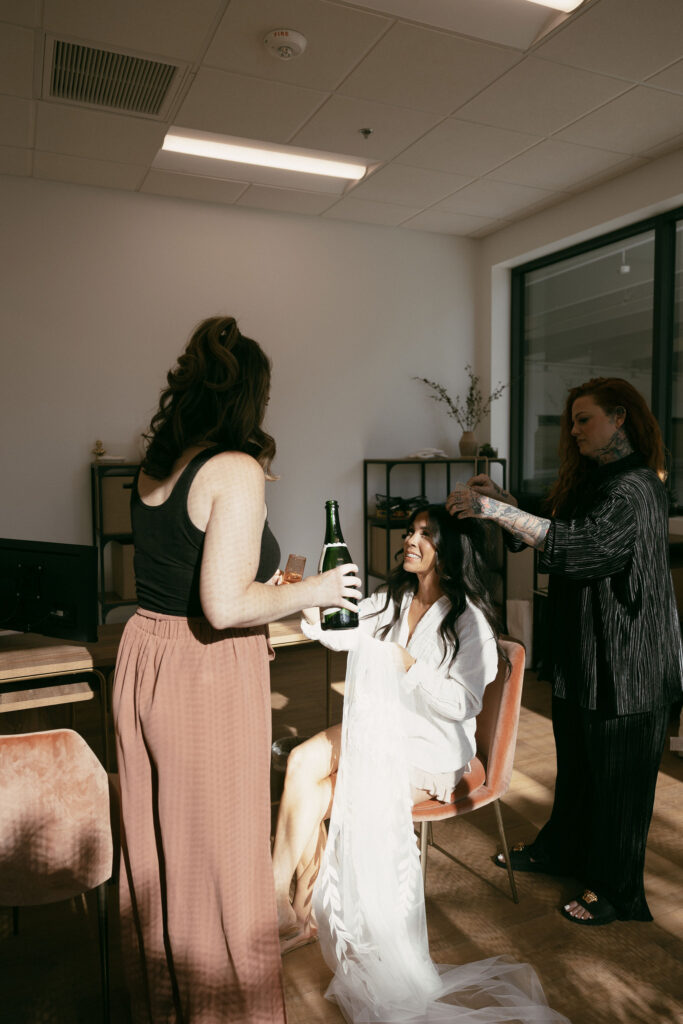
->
[311,562,362,616]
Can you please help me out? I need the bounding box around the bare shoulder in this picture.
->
[187,451,264,531]
[198,450,264,495]
[203,450,262,473]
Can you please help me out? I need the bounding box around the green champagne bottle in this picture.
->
[319,499,359,630]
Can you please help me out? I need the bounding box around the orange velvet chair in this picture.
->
[0,729,115,1022]
[412,639,525,903]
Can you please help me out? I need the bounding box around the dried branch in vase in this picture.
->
[413,365,507,432]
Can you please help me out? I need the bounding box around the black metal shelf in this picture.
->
[91,462,139,624]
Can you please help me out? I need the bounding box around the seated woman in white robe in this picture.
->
[271,504,570,1023]
[272,504,501,946]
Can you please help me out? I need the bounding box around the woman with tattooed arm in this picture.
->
[447,377,682,926]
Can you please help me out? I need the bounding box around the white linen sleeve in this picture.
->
[403,607,499,721]
[357,588,393,636]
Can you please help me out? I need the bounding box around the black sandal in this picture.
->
[561,889,617,927]
[493,841,560,875]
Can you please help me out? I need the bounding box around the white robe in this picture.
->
[312,613,571,1024]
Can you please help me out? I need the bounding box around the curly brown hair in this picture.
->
[547,377,665,515]
[141,316,276,480]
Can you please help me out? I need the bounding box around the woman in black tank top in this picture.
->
[112,317,361,1024]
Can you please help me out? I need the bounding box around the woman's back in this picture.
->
[133,446,279,617]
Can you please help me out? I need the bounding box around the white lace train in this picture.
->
[312,636,570,1024]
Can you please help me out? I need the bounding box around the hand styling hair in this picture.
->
[547,376,665,516]
[365,505,507,672]
[141,316,276,480]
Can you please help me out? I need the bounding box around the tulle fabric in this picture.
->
[312,635,570,1024]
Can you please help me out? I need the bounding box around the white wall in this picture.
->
[0,175,477,579]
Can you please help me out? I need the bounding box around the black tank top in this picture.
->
[132,447,280,616]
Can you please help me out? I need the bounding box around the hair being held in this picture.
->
[141,316,276,480]
[368,505,507,671]
[548,376,665,516]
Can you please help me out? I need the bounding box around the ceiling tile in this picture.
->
[338,22,520,115]
[488,138,636,191]
[0,0,40,26]
[435,178,560,218]
[347,0,554,50]
[396,119,540,177]
[34,151,146,190]
[175,68,328,144]
[291,95,441,161]
[645,59,683,96]
[555,86,683,155]
[348,162,471,205]
[0,24,35,97]
[0,95,34,147]
[323,195,421,226]
[534,0,683,83]
[236,184,336,215]
[0,144,31,176]
[140,169,247,204]
[401,209,498,235]
[35,102,166,163]
[454,57,629,135]
[204,0,390,90]
[42,0,225,63]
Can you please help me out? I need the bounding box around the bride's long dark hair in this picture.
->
[365,505,507,672]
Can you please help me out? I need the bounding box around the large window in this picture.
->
[671,222,683,500]
[511,206,683,510]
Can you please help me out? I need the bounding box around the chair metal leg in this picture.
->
[92,669,110,770]
[96,883,110,1024]
[420,821,429,884]
[493,799,519,904]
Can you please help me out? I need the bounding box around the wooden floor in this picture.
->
[1,652,682,1024]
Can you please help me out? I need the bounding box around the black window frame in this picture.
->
[510,203,683,514]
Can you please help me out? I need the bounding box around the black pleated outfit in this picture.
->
[516,453,683,920]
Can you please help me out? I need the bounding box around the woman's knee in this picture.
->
[285,728,339,789]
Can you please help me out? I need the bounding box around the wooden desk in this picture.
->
[0,624,122,767]
[0,616,332,766]
[269,616,335,726]
[268,615,311,648]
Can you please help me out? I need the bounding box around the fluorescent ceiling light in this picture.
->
[522,0,584,11]
[162,129,368,181]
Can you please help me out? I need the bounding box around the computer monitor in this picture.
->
[0,538,98,643]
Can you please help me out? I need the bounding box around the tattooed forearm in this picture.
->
[492,502,550,549]
[449,491,550,549]
[593,426,634,464]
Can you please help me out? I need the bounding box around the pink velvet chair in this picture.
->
[412,639,525,903]
[0,728,115,1022]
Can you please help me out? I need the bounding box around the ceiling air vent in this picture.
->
[49,39,179,117]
